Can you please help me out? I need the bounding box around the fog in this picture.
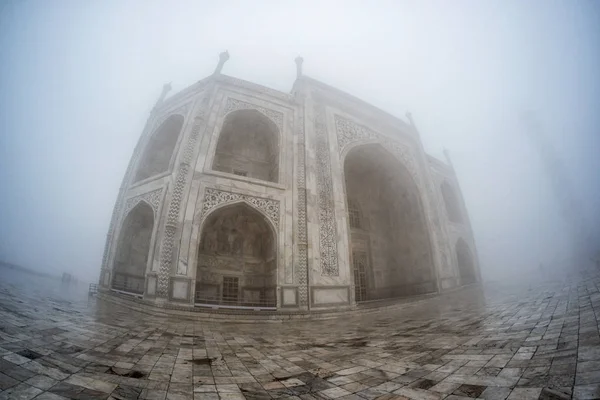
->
[1,0,598,283]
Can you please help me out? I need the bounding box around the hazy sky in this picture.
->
[1,0,599,281]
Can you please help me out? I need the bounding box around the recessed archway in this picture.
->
[344,144,435,302]
[456,238,476,284]
[134,114,184,182]
[195,202,277,308]
[112,202,154,294]
[441,181,463,224]
[213,109,279,183]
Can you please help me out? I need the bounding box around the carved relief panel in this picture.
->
[315,106,339,276]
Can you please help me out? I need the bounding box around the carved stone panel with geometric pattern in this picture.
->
[200,188,280,228]
[315,106,339,276]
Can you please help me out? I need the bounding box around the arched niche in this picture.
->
[112,202,154,294]
[343,144,435,302]
[195,202,277,308]
[441,181,463,224]
[456,238,476,284]
[134,114,184,182]
[212,109,279,183]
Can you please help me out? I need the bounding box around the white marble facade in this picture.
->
[99,56,480,311]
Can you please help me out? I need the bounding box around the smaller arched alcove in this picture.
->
[212,110,279,183]
[134,114,184,182]
[195,202,277,308]
[456,238,476,284]
[112,202,154,294]
[441,181,463,224]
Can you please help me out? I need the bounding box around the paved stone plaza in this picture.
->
[0,271,599,400]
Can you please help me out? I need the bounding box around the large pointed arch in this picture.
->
[134,114,184,182]
[195,201,277,309]
[342,143,436,302]
[112,201,154,294]
[212,109,280,183]
[456,238,476,284]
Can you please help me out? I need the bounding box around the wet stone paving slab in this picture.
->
[0,271,599,399]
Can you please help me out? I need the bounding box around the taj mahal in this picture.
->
[98,52,480,313]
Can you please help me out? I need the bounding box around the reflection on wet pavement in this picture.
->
[0,269,599,399]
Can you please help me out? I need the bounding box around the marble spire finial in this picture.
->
[295,56,304,79]
[405,111,415,126]
[214,50,230,75]
[443,148,454,168]
[154,82,172,109]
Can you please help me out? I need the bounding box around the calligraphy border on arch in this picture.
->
[334,115,422,178]
[334,114,438,209]
[200,188,280,229]
[224,97,284,132]
[334,114,445,264]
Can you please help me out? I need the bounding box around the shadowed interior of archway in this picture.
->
[134,114,184,182]
[344,144,436,302]
[212,109,279,183]
[112,202,154,294]
[456,238,477,284]
[195,203,277,308]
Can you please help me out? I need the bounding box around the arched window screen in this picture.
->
[347,198,361,229]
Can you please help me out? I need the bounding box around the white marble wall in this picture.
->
[101,73,480,310]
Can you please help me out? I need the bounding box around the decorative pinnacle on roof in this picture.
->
[214,50,230,75]
[443,148,454,168]
[295,56,304,79]
[154,82,172,109]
